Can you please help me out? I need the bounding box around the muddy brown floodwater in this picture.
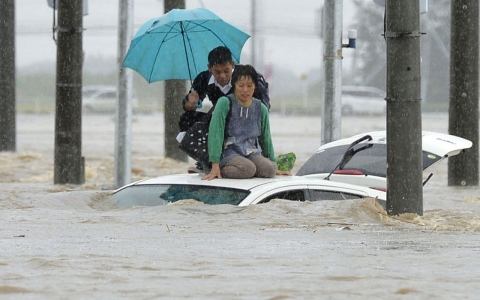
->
[1,113,479,299]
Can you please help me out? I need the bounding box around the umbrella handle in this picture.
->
[190,87,202,108]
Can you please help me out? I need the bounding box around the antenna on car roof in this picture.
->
[324,135,373,181]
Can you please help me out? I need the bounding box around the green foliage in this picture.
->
[275,152,296,172]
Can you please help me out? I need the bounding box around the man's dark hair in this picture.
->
[231,64,258,88]
[208,46,234,67]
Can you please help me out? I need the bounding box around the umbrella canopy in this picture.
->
[122,7,250,83]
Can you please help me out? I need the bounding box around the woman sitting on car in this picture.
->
[202,64,289,180]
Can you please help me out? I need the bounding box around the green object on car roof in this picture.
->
[275,152,296,172]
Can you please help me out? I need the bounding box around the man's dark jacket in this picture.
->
[179,70,268,132]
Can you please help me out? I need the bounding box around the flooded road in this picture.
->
[1,113,479,299]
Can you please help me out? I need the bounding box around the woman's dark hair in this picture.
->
[231,64,258,88]
[208,46,234,67]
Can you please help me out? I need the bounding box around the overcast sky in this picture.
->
[16,0,361,77]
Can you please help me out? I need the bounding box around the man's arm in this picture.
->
[183,71,210,111]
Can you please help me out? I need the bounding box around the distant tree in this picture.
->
[420,0,450,105]
[350,0,451,107]
[349,0,386,90]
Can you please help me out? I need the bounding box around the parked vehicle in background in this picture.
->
[341,86,386,115]
[82,85,138,113]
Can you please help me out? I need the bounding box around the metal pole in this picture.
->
[115,0,134,188]
[322,0,343,145]
[448,0,479,186]
[251,0,256,67]
[164,0,188,162]
[0,0,16,152]
[385,1,423,215]
[54,0,85,184]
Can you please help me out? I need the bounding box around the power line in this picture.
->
[18,25,320,38]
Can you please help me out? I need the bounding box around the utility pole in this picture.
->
[448,0,479,186]
[0,0,16,152]
[251,0,257,67]
[115,0,134,188]
[322,0,343,145]
[164,0,188,162]
[385,1,423,215]
[54,0,85,184]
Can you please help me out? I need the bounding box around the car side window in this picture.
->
[82,90,97,97]
[310,190,364,201]
[99,91,116,99]
[259,189,306,204]
[342,90,384,98]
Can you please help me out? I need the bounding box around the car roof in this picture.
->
[83,85,115,89]
[317,131,472,158]
[127,173,358,189]
[342,86,386,95]
[117,173,383,195]
[82,85,116,92]
[113,173,387,207]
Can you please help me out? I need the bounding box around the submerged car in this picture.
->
[113,174,386,208]
[296,131,473,190]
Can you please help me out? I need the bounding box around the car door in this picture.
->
[306,188,366,201]
[254,188,309,204]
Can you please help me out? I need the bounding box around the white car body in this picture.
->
[297,131,473,190]
[82,85,139,113]
[112,174,387,208]
[341,86,386,115]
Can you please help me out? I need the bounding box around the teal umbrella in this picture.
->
[122,7,250,83]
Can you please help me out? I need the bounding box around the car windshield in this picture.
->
[113,184,250,208]
[296,144,442,177]
[82,90,98,97]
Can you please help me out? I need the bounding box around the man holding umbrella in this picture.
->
[179,46,269,132]
[123,8,270,171]
[178,46,270,172]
